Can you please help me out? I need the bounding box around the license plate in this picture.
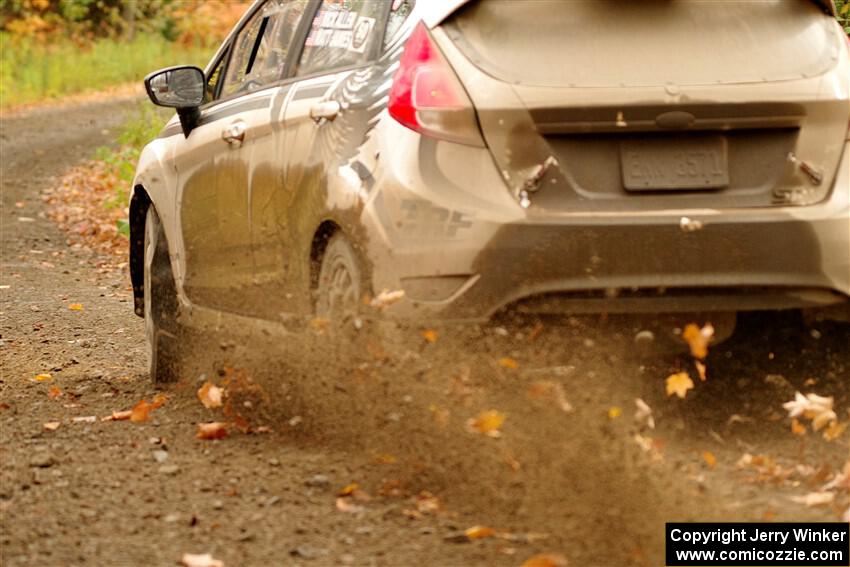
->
[620,136,729,191]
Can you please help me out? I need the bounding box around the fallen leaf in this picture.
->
[666,372,694,399]
[33,373,52,382]
[702,451,717,469]
[370,289,405,309]
[150,393,167,409]
[335,497,364,514]
[338,483,359,497]
[68,303,84,311]
[101,410,132,422]
[130,399,152,423]
[607,406,622,419]
[782,392,837,431]
[791,418,807,436]
[527,381,573,413]
[197,381,223,409]
[72,415,96,423]
[415,490,441,515]
[196,422,229,440]
[308,317,329,332]
[47,386,62,399]
[466,410,505,437]
[521,553,569,567]
[823,421,847,441]
[634,398,655,429]
[421,329,439,343]
[374,453,396,465]
[682,323,714,360]
[790,491,835,507]
[465,525,494,540]
[498,357,519,370]
[43,421,60,431]
[180,553,224,567]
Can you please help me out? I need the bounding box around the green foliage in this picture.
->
[95,102,170,211]
[0,32,212,108]
[837,0,850,34]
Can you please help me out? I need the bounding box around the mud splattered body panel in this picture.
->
[132,0,850,324]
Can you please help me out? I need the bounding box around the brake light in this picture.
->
[388,22,484,147]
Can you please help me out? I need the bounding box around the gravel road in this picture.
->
[1,99,847,567]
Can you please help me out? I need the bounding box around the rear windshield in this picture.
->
[447,0,841,88]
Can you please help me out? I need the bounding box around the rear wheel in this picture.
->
[315,233,365,318]
[143,206,181,383]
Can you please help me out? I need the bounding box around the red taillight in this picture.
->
[388,22,484,147]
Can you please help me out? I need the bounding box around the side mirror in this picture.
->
[143,66,205,137]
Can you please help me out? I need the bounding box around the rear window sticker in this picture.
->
[349,16,375,54]
[329,29,353,49]
[335,11,357,29]
[320,10,338,28]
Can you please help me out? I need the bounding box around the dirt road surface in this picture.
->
[1,100,848,567]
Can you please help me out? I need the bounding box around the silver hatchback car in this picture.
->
[131,0,850,381]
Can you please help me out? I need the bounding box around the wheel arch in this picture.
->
[309,219,342,292]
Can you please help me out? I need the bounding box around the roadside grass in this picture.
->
[45,101,170,261]
[0,32,212,109]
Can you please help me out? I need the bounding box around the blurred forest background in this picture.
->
[1,0,848,110]
[0,0,249,109]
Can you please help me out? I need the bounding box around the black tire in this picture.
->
[315,233,366,318]
[143,206,181,383]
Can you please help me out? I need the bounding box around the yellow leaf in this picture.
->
[498,357,518,370]
[666,372,694,399]
[374,453,397,464]
[68,303,83,311]
[34,373,52,382]
[607,406,622,419]
[702,451,717,469]
[338,483,359,496]
[197,381,223,409]
[791,418,807,436]
[465,525,494,539]
[421,329,439,343]
[467,410,505,436]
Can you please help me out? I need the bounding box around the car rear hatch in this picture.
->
[439,0,849,212]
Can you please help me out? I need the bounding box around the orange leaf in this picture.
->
[665,372,694,399]
[421,329,439,343]
[338,483,359,496]
[823,421,847,441]
[791,418,807,436]
[196,422,229,440]
[498,357,518,370]
[607,406,622,419]
[197,381,223,409]
[465,525,494,539]
[47,386,62,399]
[102,410,132,422]
[130,399,152,422]
[521,553,569,567]
[467,410,505,437]
[150,393,167,409]
[68,303,84,311]
[702,451,717,469]
[682,323,714,360]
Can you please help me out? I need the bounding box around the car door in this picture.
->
[174,0,294,315]
[248,0,391,318]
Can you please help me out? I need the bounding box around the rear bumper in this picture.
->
[364,128,850,321]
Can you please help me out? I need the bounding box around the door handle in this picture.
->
[221,121,247,148]
[310,100,340,124]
